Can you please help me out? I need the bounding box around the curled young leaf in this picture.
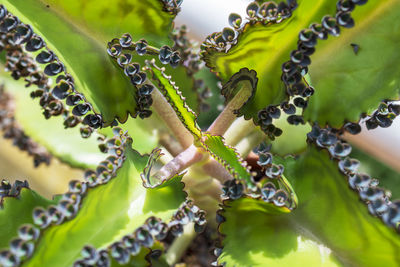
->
[202,0,336,122]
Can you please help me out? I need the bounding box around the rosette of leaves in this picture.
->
[1,0,400,266]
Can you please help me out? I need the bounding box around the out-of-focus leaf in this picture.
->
[109,248,151,267]
[195,68,223,128]
[100,117,159,155]
[146,60,202,139]
[0,187,57,250]
[202,134,253,189]
[24,145,187,267]
[202,0,335,121]
[1,73,159,169]
[218,147,400,267]
[2,78,105,169]
[306,1,400,127]
[218,197,339,267]
[350,146,400,199]
[43,0,175,45]
[270,113,310,156]
[3,0,176,124]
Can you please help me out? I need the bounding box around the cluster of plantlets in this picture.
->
[0,0,400,266]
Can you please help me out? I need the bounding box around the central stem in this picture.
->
[151,85,193,149]
[149,76,255,183]
[152,144,205,182]
[207,82,253,136]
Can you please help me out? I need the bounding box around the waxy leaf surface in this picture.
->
[203,0,335,121]
[306,0,400,127]
[218,147,400,267]
[202,134,253,188]
[23,145,186,267]
[3,0,176,124]
[2,77,158,169]
[0,188,57,250]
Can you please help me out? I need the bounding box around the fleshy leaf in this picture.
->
[349,147,400,200]
[145,59,202,139]
[269,114,310,156]
[106,35,201,118]
[72,201,203,267]
[3,0,174,124]
[2,77,104,169]
[202,0,336,121]
[218,197,339,267]
[201,134,254,189]
[1,74,159,169]
[0,185,57,250]
[305,0,400,127]
[21,144,187,266]
[100,118,159,155]
[218,147,400,266]
[43,0,176,45]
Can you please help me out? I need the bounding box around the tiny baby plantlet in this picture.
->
[0,0,400,266]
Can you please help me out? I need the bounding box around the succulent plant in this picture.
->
[1,0,400,266]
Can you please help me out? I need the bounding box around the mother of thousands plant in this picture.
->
[0,0,400,266]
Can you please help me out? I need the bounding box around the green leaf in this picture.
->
[146,60,202,139]
[350,146,400,199]
[269,114,311,156]
[220,68,258,114]
[201,134,254,189]
[202,0,335,121]
[109,247,152,267]
[305,0,400,127]
[218,197,339,267]
[43,0,175,45]
[100,117,159,155]
[2,77,105,169]
[1,73,159,169]
[3,0,174,124]
[218,147,400,267]
[0,187,57,250]
[23,145,187,267]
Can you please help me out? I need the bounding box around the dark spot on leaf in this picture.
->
[351,43,359,55]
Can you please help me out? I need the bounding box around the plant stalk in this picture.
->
[207,83,253,136]
[224,116,258,146]
[152,144,205,182]
[235,130,265,157]
[151,85,194,149]
[165,223,196,266]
